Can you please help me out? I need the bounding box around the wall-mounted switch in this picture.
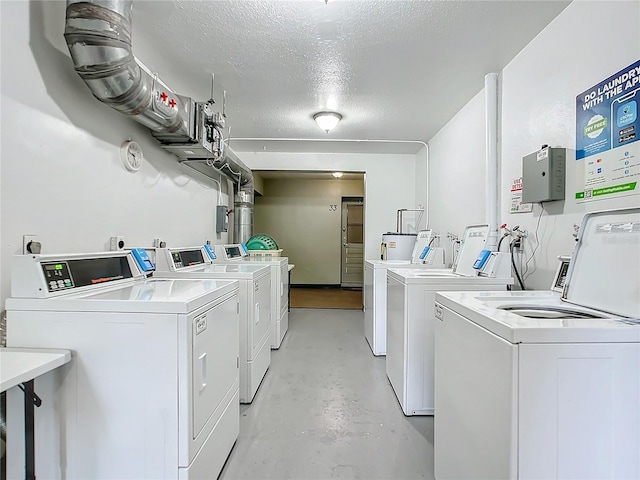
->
[110,236,126,251]
[23,235,41,254]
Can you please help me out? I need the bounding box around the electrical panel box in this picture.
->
[522,146,566,203]
[216,205,228,232]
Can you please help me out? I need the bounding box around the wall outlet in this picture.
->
[23,235,41,254]
[153,238,166,248]
[110,236,126,251]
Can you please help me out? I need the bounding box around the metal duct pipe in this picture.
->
[64,0,255,239]
[234,182,254,244]
[211,147,254,243]
[64,0,189,135]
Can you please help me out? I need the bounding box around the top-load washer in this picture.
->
[385,224,513,416]
[5,250,240,479]
[434,207,640,480]
[214,244,289,349]
[154,246,271,403]
[364,230,446,356]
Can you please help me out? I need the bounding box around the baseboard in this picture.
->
[291,284,341,289]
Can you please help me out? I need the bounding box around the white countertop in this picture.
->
[1,347,71,392]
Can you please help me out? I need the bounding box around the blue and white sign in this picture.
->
[576,60,640,202]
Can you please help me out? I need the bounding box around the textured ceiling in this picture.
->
[132,0,570,152]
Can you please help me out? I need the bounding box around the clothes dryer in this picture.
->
[214,244,289,349]
[6,251,240,479]
[155,246,271,403]
[434,207,640,480]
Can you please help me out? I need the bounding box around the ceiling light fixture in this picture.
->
[314,111,342,133]
[332,172,344,178]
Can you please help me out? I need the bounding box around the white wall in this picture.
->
[0,2,230,306]
[500,0,640,289]
[254,178,364,284]
[237,152,418,262]
[428,90,487,266]
[427,0,640,288]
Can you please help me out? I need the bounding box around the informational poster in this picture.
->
[510,177,532,213]
[576,60,640,202]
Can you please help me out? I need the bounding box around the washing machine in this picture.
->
[434,207,640,480]
[364,230,446,356]
[154,246,271,403]
[214,244,289,349]
[5,250,240,479]
[385,224,513,416]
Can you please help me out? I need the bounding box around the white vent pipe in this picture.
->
[485,73,500,250]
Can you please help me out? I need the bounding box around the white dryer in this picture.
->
[214,244,289,349]
[155,246,271,403]
[385,224,513,416]
[5,250,240,479]
[364,230,446,356]
[434,207,640,480]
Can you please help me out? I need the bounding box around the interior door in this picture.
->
[341,198,364,287]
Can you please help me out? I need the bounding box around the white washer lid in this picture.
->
[564,207,640,318]
[453,224,490,277]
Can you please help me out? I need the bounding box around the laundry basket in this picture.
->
[246,234,279,251]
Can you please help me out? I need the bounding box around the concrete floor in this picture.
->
[219,308,434,480]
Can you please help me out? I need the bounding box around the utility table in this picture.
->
[1,348,72,480]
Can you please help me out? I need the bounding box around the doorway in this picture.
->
[341,197,364,288]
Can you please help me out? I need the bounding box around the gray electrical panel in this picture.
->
[216,205,228,232]
[522,146,566,203]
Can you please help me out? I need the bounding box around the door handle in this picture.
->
[199,353,207,391]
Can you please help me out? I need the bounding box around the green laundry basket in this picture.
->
[246,234,279,251]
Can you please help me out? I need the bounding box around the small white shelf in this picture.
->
[1,347,71,392]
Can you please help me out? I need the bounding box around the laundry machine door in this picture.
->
[192,293,239,441]
[279,263,288,315]
[253,274,272,352]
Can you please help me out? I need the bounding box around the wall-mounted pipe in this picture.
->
[485,73,500,250]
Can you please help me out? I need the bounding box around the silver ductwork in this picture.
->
[64,0,191,136]
[234,185,254,244]
[64,0,253,238]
